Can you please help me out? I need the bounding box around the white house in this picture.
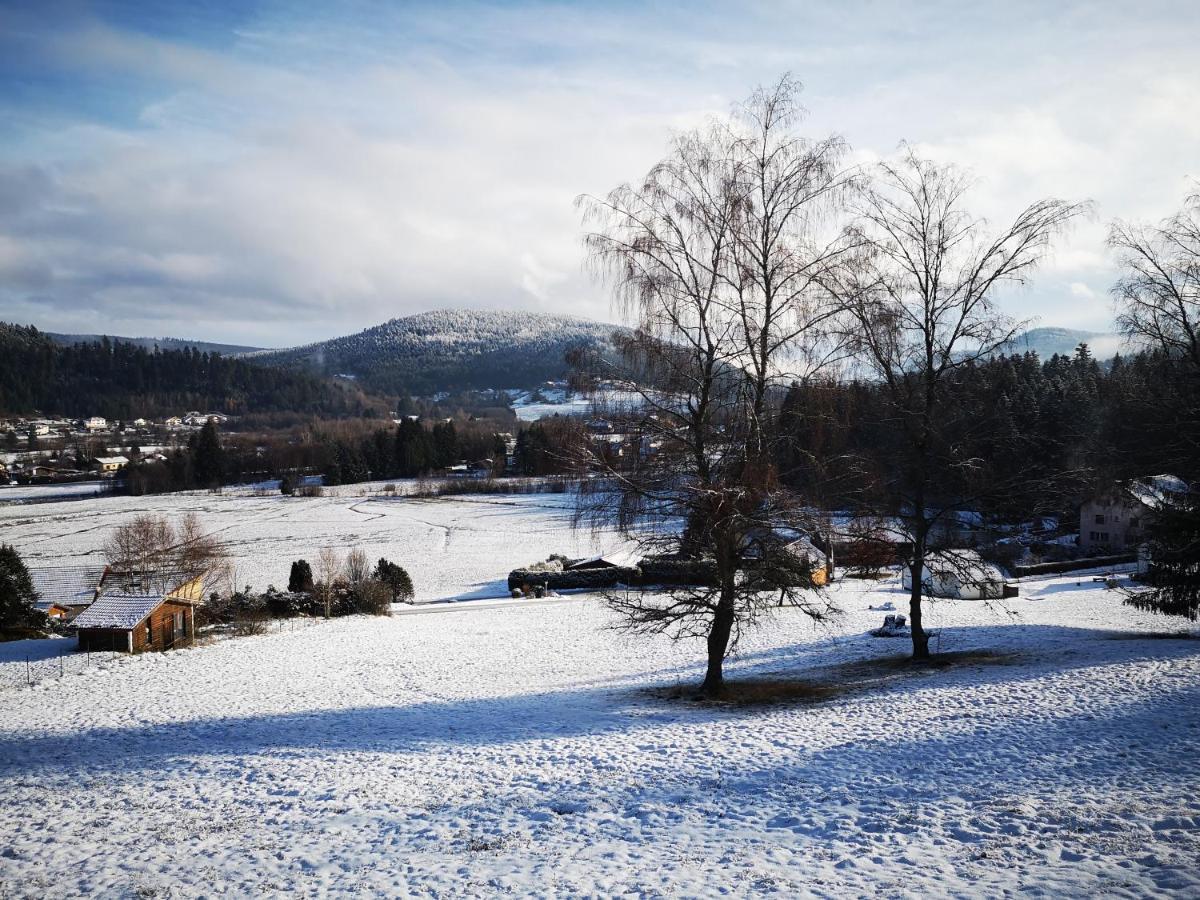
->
[84,416,108,432]
[1079,474,1188,553]
[902,550,1007,600]
[93,455,129,474]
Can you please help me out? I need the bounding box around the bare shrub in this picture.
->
[344,548,370,588]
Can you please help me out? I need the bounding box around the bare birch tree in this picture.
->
[104,513,229,596]
[1110,187,1200,371]
[575,76,850,695]
[840,147,1086,658]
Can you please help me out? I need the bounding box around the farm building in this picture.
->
[902,550,1008,600]
[102,571,206,603]
[28,564,108,621]
[784,537,830,586]
[72,593,197,653]
[564,545,644,571]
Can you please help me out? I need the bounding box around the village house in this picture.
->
[182,411,228,426]
[83,416,108,432]
[902,549,1009,600]
[164,416,183,428]
[92,455,129,475]
[28,564,108,621]
[1078,474,1188,554]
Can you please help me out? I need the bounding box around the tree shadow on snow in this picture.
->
[1,624,1199,780]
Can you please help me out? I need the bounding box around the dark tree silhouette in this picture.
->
[838,147,1086,659]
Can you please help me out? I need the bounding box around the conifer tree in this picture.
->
[192,420,225,488]
[0,544,44,629]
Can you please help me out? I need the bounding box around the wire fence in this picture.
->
[2,616,324,691]
[0,645,129,691]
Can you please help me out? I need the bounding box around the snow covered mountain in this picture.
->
[249,309,621,394]
[1002,327,1128,360]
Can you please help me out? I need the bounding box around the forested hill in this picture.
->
[0,324,383,420]
[249,309,621,394]
[47,332,264,357]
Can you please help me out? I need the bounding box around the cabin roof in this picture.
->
[70,593,170,630]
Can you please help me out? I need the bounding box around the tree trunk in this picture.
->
[702,585,736,696]
[908,548,931,660]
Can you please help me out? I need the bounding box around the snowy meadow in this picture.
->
[1,489,1198,897]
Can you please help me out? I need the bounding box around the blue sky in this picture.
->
[1,0,1198,346]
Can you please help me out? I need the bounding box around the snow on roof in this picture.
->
[28,564,106,607]
[566,543,643,570]
[70,593,168,630]
[101,570,196,597]
[919,550,1006,584]
[785,537,828,566]
[1127,474,1188,510]
[94,456,128,465]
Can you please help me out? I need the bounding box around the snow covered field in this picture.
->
[0,484,608,602]
[2,490,1199,896]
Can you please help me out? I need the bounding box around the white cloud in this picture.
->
[1,1,1198,344]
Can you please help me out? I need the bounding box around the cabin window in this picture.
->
[1130,516,1140,528]
[145,621,152,644]
[1094,514,1105,524]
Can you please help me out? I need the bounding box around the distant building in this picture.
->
[1079,474,1188,553]
[784,537,830,586]
[28,564,108,621]
[165,416,183,428]
[182,412,228,426]
[92,455,129,475]
[902,550,1007,600]
[83,416,108,432]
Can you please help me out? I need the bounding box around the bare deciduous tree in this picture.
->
[840,147,1086,658]
[575,76,848,695]
[1111,189,1200,619]
[1110,188,1200,371]
[315,546,342,619]
[344,548,370,589]
[104,513,229,596]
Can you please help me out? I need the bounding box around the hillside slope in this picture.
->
[1003,327,1127,360]
[0,323,378,420]
[250,309,620,394]
[47,332,264,356]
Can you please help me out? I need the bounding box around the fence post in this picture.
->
[26,656,31,687]
[60,654,64,678]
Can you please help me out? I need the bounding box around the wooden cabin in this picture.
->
[73,593,197,654]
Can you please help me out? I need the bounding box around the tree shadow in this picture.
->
[2,624,1198,781]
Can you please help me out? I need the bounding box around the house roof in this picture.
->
[785,537,828,566]
[29,564,106,608]
[70,593,169,629]
[102,570,198,597]
[94,456,128,465]
[566,543,643,570]
[917,550,1005,584]
[1127,474,1188,510]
